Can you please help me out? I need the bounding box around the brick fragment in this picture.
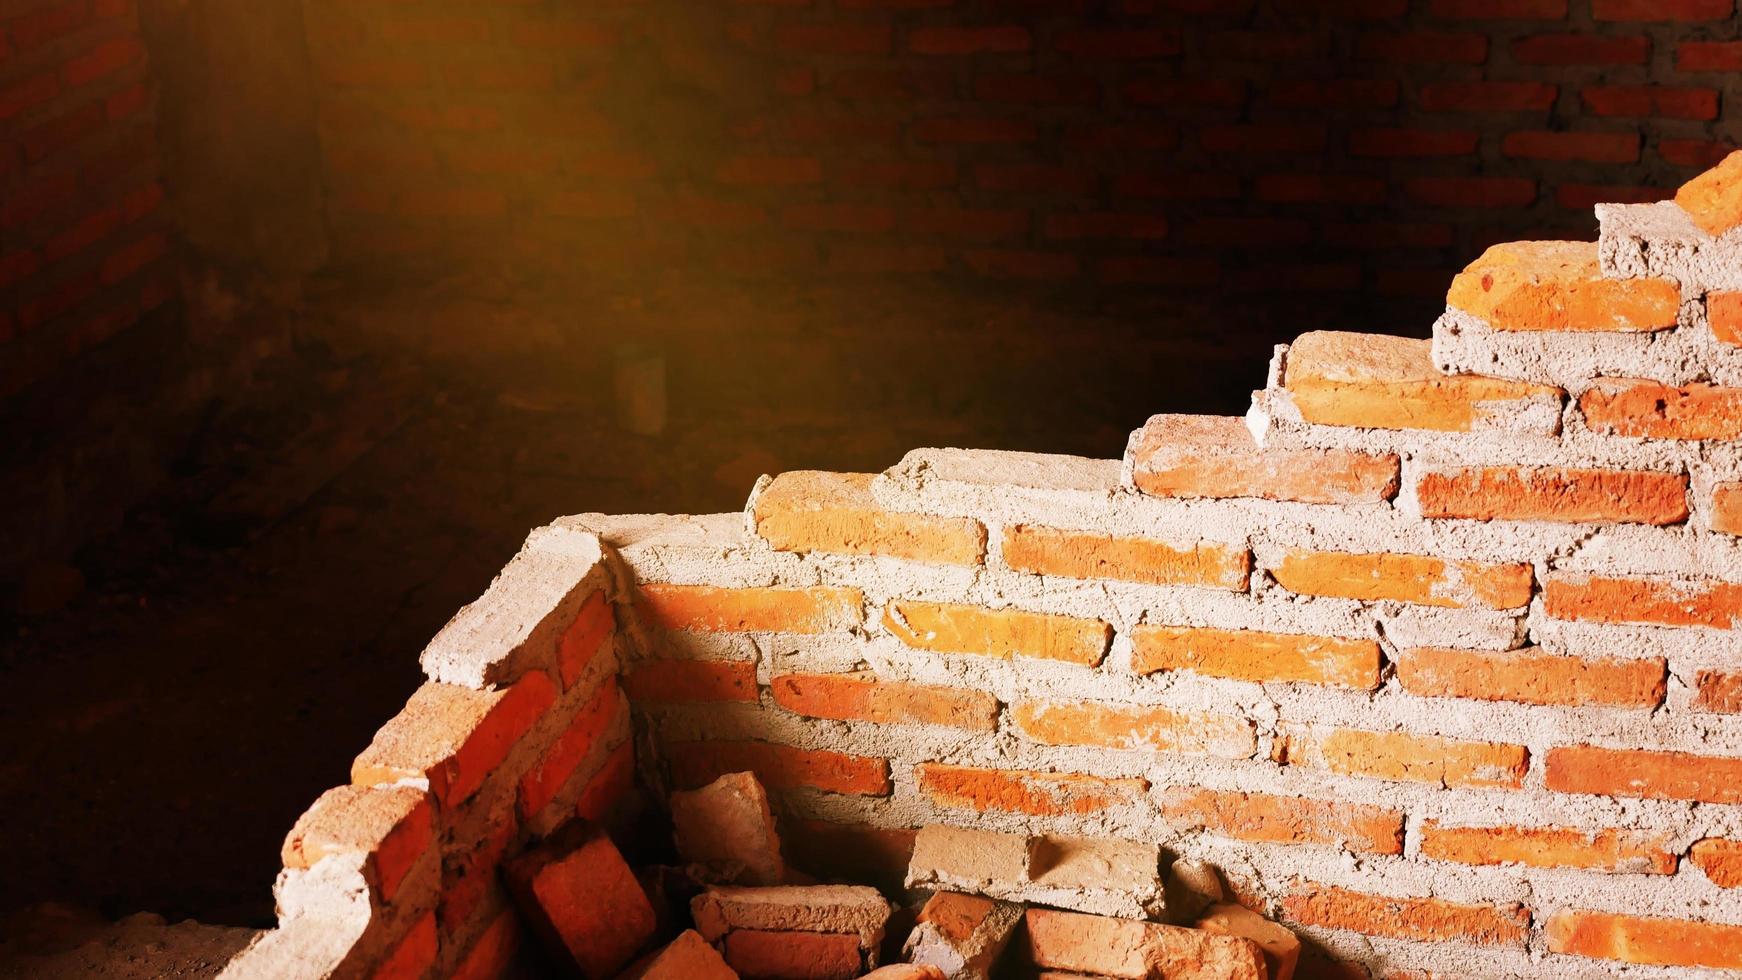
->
[1420,822,1676,874]
[918,762,1150,817]
[1546,745,1742,803]
[1543,572,1742,630]
[903,825,1029,893]
[351,674,556,807]
[1129,414,1398,504]
[1281,331,1562,433]
[692,884,891,946]
[906,828,1170,920]
[1674,150,1742,238]
[1284,885,1529,947]
[1022,908,1267,980]
[1398,646,1664,707]
[1547,910,1742,969]
[504,821,657,978]
[1133,624,1382,688]
[671,772,786,886]
[621,929,737,980]
[1696,670,1742,712]
[1002,524,1249,590]
[903,892,1023,980]
[280,785,432,903]
[1278,727,1529,788]
[1580,379,1742,441]
[667,740,891,797]
[1161,787,1404,854]
[773,672,998,731]
[1446,241,1678,333]
[1013,699,1257,758]
[884,600,1111,667]
[1415,465,1688,525]
[1271,549,1533,609]
[1710,292,1742,346]
[753,471,986,564]
[1195,904,1301,980]
[723,930,860,979]
[639,584,863,634]
[1691,838,1742,888]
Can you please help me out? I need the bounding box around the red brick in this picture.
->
[1356,31,1488,63]
[1062,122,1179,151]
[912,116,1036,144]
[1002,524,1248,589]
[352,674,557,807]
[1055,28,1180,58]
[1581,379,1742,440]
[884,600,1110,666]
[504,821,657,978]
[1043,211,1168,240]
[1255,173,1386,205]
[919,762,1149,817]
[43,205,121,263]
[1284,886,1529,947]
[105,82,147,121]
[781,203,896,234]
[1267,79,1397,109]
[22,101,103,162]
[1399,646,1665,708]
[1512,33,1650,66]
[772,672,998,730]
[375,911,438,980]
[667,740,891,796]
[753,470,986,563]
[1692,838,1742,888]
[831,159,956,190]
[282,785,433,903]
[1406,175,1537,207]
[1662,138,1737,169]
[773,23,892,55]
[1122,77,1246,109]
[1503,130,1640,164]
[1162,787,1404,853]
[902,206,1030,241]
[973,72,1099,105]
[627,930,736,980]
[1349,128,1479,157]
[1201,124,1326,154]
[1416,464,1687,524]
[1130,414,1399,503]
[724,930,862,980]
[100,232,168,285]
[1422,822,1676,874]
[520,679,622,819]
[503,19,616,50]
[963,248,1077,280]
[1583,84,1718,120]
[909,26,1030,54]
[576,741,634,823]
[1279,0,1408,15]
[558,592,613,690]
[638,584,862,634]
[1557,182,1670,210]
[7,0,91,51]
[1272,548,1533,609]
[1012,699,1257,757]
[1595,0,1733,19]
[1207,30,1330,61]
[1099,256,1223,285]
[1429,0,1565,14]
[1696,669,1742,712]
[1278,726,1530,788]
[1134,625,1381,688]
[1547,910,1742,969]
[829,68,954,101]
[1322,220,1454,248]
[830,244,949,275]
[0,250,41,291]
[1420,81,1556,112]
[1181,216,1313,247]
[1546,744,1742,803]
[1679,40,1742,71]
[974,163,1092,195]
[0,72,58,122]
[714,155,821,187]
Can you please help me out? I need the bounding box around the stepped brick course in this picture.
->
[231,162,1742,979]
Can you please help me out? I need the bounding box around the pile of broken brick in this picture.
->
[504,771,1298,979]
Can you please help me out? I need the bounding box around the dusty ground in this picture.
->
[0,273,1387,946]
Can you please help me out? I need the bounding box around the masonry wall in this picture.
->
[302,0,1741,307]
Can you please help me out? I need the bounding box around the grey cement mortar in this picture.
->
[1432,304,1742,390]
[1601,201,1742,294]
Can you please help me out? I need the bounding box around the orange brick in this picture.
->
[1546,745,1742,803]
[667,740,891,796]
[1278,727,1529,789]
[771,672,998,731]
[1415,465,1688,525]
[1162,787,1404,854]
[1713,483,1742,534]
[1271,549,1533,609]
[1024,908,1266,979]
[281,785,433,903]
[1709,291,1742,345]
[1397,646,1666,707]
[884,600,1111,667]
[1420,822,1676,874]
[624,659,756,704]
[1674,150,1742,238]
[519,678,623,820]
[918,762,1150,817]
[1696,670,1742,713]
[352,673,556,807]
[559,591,614,688]
[1544,572,1742,629]
[1012,700,1257,758]
[1002,524,1249,590]
[374,911,438,980]
[1692,838,1742,888]
[638,584,862,634]
[1282,331,1563,433]
[451,908,526,980]
[1448,241,1679,332]
[576,740,635,823]
[1547,909,1742,969]
[1285,885,1529,947]
[724,930,862,980]
[1580,379,1742,441]
[1133,625,1382,688]
[1128,414,1399,504]
[753,471,987,565]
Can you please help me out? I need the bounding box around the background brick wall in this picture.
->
[302,0,1741,322]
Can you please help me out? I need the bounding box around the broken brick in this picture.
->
[503,820,656,978]
[671,771,787,886]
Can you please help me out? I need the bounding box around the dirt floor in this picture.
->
[0,273,1402,949]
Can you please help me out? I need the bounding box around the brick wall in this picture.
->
[243,169,1742,977]
[2,0,173,401]
[302,0,1740,311]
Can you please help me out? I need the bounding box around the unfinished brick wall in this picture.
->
[1,0,173,400]
[234,164,1742,978]
[301,0,1740,302]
